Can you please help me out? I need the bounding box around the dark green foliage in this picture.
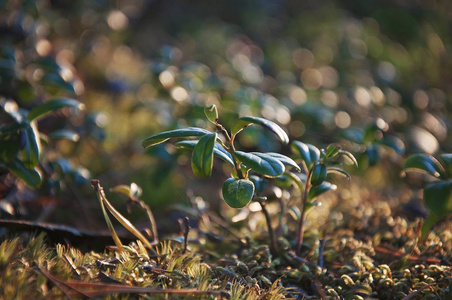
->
[402,153,452,240]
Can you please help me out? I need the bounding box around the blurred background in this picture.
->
[0,0,451,233]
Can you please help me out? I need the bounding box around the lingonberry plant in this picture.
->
[280,141,358,254]
[142,104,300,209]
[0,98,85,187]
[142,105,357,255]
[402,153,452,241]
[340,118,404,168]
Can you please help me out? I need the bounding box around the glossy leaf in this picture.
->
[111,182,143,198]
[308,181,337,202]
[234,151,285,177]
[0,134,20,162]
[20,122,41,168]
[176,140,234,166]
[231,116,289,144]
[7,158,42,187]
[0,123,27,136]
[340,129,363,144]
[48,129,80,142]
[440,154,452,177]
[71,167,91,185]
[142,127,211,148]
[401,153,444,179]
[249,175,268,194]
[337,150,359,169]
[327,167,351,180]
[265,152,301,172]
[310,163,327,186]
[291,141,320,169]
[281,171,304,193]
[204,105,218,123]
[192,133,216,177]
[423,181,452,218]
[27,98,85,122]
[325,144,339,158]
[420,213,441,242]
[379,135,405,156]
[365,145,380,166]
[222,178,254,208]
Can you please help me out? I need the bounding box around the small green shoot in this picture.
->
[402,153,452,241]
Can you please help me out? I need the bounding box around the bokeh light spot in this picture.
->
[413,90,429,109]
[289,86,307,106]
[335,111,351,128]
[107,10,129,31]
[301,68,322,90]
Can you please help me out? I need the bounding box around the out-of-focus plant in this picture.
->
[279,142,357,255]
[401,153,452,241]
[339,118,404,169]
[0,98,85,187]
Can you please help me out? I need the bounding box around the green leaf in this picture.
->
[192,133,216,177]
[110,182,142,198]
[265,152,301,172]
[325,144,339,158]
[423,180,452,217]
[7,158,42,187]
[339,129,363,144]
[420,213,441,242]
[363,120,386,143]
[281,171,304,193]
[175,140,234,166]
[222,178,254,208]
[27,98,85,122]
[234,151,285,177]
[310,163,327,186]
[110,184,132,197]
[0,134,20,162]
[337,150,359,169]
[0,123,27,136]
[142,127,211,148]
[440,154,452,177]
[249,175,268,194]
[308,181,337,202]
[401,153,445,179]
[304,201,322,214]
[365,145,380,166]
[327,167,351,180]
[291,141,320,170]
[379,135,405,156]
[48,129,80,142]
[231,116,289,144]
[20,122,41,168]
[204,105,218,123]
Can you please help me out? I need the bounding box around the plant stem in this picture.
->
[182,217,190,254]
[129,196,159,243]
[215,122,244,179]
[258,199,277,255]
[295,168,313,256]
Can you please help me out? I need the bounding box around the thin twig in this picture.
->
[258,200,278,255]
[318,238,325,269]
[36,263,94,300]
[127,195,159,243]
[183,217,190,254]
